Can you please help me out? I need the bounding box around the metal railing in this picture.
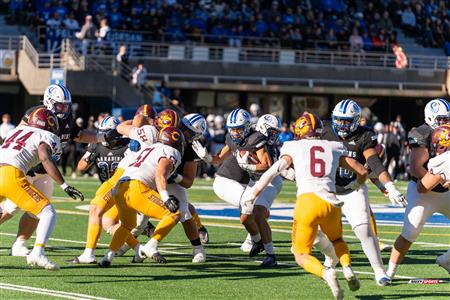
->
[146,72,446,92]
[64,40,449,71]
[0,35,22,50]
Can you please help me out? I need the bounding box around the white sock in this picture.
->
[105,250,115,262]
[14,237,26,246]
[143,238,159,255]
[251,233,261,243]
[314,231,338,265]
[82,248,94,257]
[263,242,274,255]
[30,205,57,256]
[353,224,384,272]
[387,261,398,278]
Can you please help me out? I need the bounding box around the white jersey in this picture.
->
[428,151,450,182]
[0,125,60,174]
[117,125,159,170]
[280,139,348,206]
[121,143,182,189]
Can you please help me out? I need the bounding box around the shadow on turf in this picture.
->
[355,292,450,299]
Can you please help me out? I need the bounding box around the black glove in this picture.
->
[103,129,122,147]
[64,186,84,201]
[164,195,179,213]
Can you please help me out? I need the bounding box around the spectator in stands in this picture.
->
[0,113,15,140]
[131,62,147,88]
[108,5,123,29]
[53,0,68,19]
[46,12,62,28]
[115,44,128,64]
[64,12,80,30]
[76,15,97,55]
[401,5,416,36]
[167,89,186,116]
[349,28,364,52]
[96,18,110,54]
[278,122,293,143]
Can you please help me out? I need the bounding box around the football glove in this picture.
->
[280,168,295,181]
[167,173,183,184]
[192,140,212,163]
[343,180,361,192]
[64,186,84,201]
[236,151,256,172]
[164,195,179,213]
[385,182,407,207]
[129,139,141,152]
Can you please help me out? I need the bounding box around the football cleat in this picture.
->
[379,241,393,252]
[27,254,60,271]
[131,246,147,264]
[240,237,253,252]
[260,254,278,267]
[192,247,206,263]
[115,244,131,257]
[436,255,450,273]
[323,267,344,300]
[198,226,209,244]
[150,252,167,264]
[376,276,392,286]
[98,258,111,268]
[10,241,30,257]
[342,266,360,291]
[249,240,264,257]
[70,255,96,264]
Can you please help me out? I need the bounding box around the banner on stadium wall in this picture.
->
[50,68,66,85]
[44,27,145,53]
[0,50,15,69]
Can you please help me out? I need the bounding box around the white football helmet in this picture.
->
[214,115,225,128]
[181,113,207,142]
[43,84,72,119]
[332,99,361,138]
[373,122,384,132]
[249,103,261,117]
[98,116,120,146]
[226,108,251,143]
[256,114,282,145]
[424,98,450,129]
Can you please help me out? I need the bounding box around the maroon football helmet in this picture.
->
[155,109,179,130]
[431,124,450,155]
[135,104,157,120]
[157,126,186,155]
[27,107,59,134]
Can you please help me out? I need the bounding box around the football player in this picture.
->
[319,99,405,286]
[0,84,120,257]
[98,127,185,267]
[0,108,83,270]
[193,109,282,267]
[243,112,367,300]
[73,105,162,264]
[387,99,450,279]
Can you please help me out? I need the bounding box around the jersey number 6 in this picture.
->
[310,146,325,177]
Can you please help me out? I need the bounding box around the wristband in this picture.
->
[160,190,170,202]
[246,164,257,172]
[60,182,69,190]
[174,174,183,184]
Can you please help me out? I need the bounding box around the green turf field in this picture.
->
[1,178,449,299]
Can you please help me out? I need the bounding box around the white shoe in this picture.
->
[27,254,60,270]
[10,241,30,257]
[240,238,253,252]
[192,247,206,263]
[115,244,131,257]
[343,266,360,291]
[71,254,96,264]
[323,267,344,300]
[436,255,450,273]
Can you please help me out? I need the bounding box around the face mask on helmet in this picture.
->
[266,128,281,145]
[332,116,356,137]
[228,126,247,143]
[435,115,450,127]
[180,122,199,143]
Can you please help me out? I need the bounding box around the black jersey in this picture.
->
[322,121,377,194]
[84,140,129,183]
[408,123,448,192]
[23,105,83,175]
[176,141,200,175]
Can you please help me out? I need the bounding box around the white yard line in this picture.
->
[0,283,113,300]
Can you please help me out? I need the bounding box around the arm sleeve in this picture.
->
[83,144,98,164]
[360,130,378,152]
[254,158,289,192]
[70,123,83,140]
[407,127,429,149]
